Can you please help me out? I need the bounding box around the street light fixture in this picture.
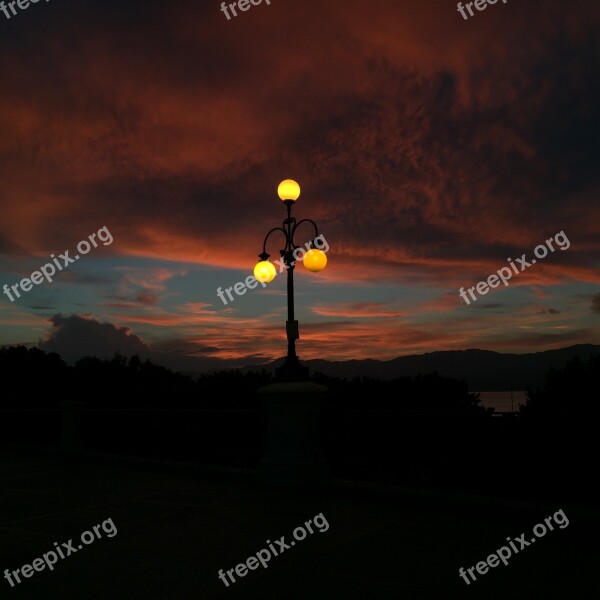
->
[256,179,327,381]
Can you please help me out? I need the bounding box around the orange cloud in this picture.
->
[311,302,405,318]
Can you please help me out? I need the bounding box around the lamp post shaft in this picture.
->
[277,200,306,380]
[287,261,296,360]
[284,201,299,365]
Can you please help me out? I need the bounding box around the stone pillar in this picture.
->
[59,400,85,455]
[258,381,327,487]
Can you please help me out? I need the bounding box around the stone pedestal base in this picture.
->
[258,381,327,487]
[59,400,85,456]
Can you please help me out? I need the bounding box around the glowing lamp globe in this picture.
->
[303,249,327,272]
[254,260,277,283]
[277,179,301,202]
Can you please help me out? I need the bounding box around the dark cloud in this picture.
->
[37,314,246,372]
[39,314,150,363]
[0,0,597,284]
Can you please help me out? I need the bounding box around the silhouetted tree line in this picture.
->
[2,346,598,416]
[0,346,492,412]
[516,355,599,503]
[313,372,488,412]
[1,346,598,502]
[521,355,600,419]
[0,347,270,409]
[0,346,68,408]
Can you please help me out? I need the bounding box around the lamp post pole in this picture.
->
[255,180,327,382]
[283,201,299,373]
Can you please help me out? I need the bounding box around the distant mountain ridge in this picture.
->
[243,344,600,390]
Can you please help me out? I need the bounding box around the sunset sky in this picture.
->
[0,0,598,370]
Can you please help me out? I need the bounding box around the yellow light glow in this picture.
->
[254,260,277,283]
[277,179,301,201]
[303,249,327,272]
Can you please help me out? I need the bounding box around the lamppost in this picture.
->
[254,179,327,382]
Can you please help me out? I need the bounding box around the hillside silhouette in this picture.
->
[249,344,600,390]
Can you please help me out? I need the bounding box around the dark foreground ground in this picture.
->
[1,451,598,600]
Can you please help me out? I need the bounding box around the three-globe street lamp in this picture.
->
[254,179,327,381]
